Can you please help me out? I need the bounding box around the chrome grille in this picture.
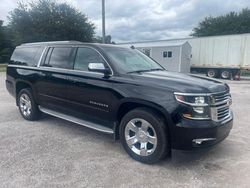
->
[210,90,232,122]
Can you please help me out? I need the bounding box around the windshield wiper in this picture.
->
[127,68,164,74]
[148,68,164,71]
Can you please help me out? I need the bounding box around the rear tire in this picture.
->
[120,108,170,164]
[17,88,40,121]
[207,69,217,78]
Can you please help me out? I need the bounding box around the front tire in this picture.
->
[120,108,170,164]
[17,88,40,121]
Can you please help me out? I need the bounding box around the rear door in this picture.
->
[36,46,75,110]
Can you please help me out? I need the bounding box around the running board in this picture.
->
[38,106,114,134]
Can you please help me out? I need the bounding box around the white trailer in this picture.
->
[118,33,250,79]
[187,34,250,79]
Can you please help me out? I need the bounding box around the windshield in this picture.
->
[103,47,164,73]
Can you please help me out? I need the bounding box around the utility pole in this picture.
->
[102,0,106,44]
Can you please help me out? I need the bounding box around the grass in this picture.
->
[0,64,7,72]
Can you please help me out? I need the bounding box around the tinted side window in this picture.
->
[74,48,104,71]
[10,47,42,66]
[33,47,44,64]
[48,47,73,69]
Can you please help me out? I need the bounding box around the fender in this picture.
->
[117,97,171,117]
[112,98,175,141]
[114,98,175,131]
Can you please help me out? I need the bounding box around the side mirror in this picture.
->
[88,63,111,75]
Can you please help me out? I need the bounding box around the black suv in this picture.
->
[6,41,233,164]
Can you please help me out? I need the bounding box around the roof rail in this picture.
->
[20,40,82,46]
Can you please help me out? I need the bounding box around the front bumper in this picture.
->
[171,113,233,150]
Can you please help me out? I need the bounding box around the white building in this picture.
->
[119,41,191,73]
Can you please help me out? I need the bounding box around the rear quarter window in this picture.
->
[10,46,44,67]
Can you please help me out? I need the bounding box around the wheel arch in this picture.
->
[15,80,36,106]
[114,98,174,140]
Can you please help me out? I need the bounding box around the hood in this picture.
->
[131,70,228,93]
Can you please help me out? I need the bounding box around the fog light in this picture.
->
[193,138,216,145]
[183,113,192,118]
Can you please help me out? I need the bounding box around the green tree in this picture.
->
[0,20,13,64]
[191,8,250,37]
[8,0,95,45]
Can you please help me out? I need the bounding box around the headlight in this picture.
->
[195,96,205,104]
[174,93,210,120]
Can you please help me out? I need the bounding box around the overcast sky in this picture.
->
[0,0,249,42]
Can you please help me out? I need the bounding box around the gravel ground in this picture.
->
[0,72,250,188]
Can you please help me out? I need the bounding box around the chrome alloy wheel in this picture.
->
[19,93,32,117]
[125,118,157,156]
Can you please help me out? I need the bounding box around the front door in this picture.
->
[66,47,115,126]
